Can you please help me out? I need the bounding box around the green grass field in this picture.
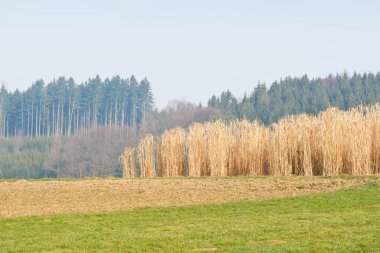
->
[1,181,379,252]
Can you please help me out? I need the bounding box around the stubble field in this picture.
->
[1,176,380,252]
[0,176,375,218]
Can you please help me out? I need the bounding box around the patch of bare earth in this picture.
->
[0,177,375,218]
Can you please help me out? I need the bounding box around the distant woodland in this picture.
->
[0,75,154,137]
[1,72,380,178]
[208,72,380,124]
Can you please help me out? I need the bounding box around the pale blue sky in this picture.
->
[1,0,380,108]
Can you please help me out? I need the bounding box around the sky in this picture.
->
[1,0,380,109]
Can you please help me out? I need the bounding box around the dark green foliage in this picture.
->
[208,72,380,124]
[0,75,154,137]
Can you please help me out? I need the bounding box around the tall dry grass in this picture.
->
[187,123,209,176]
[158,128,186,177]
[120,104,380,178]
[119,148,136,178]
[227,120,269,176]
[137,135,156,177]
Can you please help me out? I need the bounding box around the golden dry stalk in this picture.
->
[137,135,156,178]
[121,104,380,178]
[158,128,186,177]
[119,148,137,178]
[187,123,209,176]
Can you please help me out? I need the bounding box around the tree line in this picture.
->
[0,99,222,179]
[208,72,380,125]
[1,71,380,179]
[0,75,154,137]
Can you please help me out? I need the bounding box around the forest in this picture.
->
[208,72,380,125]
[0,75,153,137]
[1,72,380,178]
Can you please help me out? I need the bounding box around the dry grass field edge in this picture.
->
[0,176,377,218]
[121,104,380,178]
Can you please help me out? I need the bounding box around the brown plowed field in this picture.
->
[0,177,375,218]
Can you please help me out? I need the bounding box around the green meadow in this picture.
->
[1,181,379,252]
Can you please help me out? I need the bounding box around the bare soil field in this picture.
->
[0,177,376,218]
